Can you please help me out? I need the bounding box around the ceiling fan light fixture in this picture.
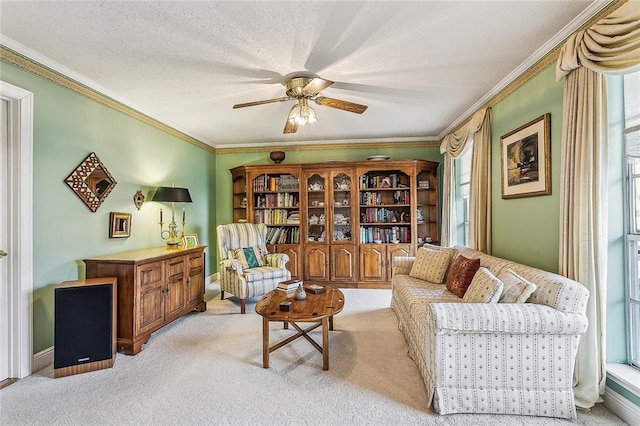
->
[289,98,318,126]
[233,75,365,134]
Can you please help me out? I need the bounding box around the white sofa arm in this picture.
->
[392,256,415,277]
[425,302,588,335]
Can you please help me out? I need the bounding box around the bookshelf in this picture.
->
[229,159,439,287]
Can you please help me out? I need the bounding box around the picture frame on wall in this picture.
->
[182,233,199,249]
[109,212,131,238]
[500,113,551,199]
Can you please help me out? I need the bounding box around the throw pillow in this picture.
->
[463,267,504,303]
[497,268,537,303]
[229,246,266,269]
[409,247,455,284]
[445,255,481,298]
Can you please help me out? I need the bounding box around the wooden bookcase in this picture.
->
[229,159,438,288]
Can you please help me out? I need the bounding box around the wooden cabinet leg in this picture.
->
[240,298,246,314]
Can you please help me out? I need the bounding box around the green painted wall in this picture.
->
[490,64,563,272]
[1,62,216,353]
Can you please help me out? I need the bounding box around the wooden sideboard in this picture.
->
[84,245,207,355]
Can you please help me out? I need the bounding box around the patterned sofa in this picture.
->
[391,245,589,419]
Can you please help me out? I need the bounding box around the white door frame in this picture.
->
[1,80,34,379]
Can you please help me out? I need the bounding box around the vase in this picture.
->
[269,151,285,164]
[294,283,307,300]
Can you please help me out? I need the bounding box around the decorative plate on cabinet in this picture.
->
[366,155,390,161]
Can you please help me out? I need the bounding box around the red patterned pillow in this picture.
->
[445,255,481,298]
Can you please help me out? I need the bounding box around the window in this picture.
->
[624,70,640,369]
[455,148,472,246]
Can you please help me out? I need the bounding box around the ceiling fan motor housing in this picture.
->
[285,77,314,98]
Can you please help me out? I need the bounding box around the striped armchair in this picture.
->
[216,223,290,313]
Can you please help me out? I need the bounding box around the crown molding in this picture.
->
[438,0,622,140]
[2,1,625,154]
[0,37,440,153]
[215,138,440,155]
[0,37,216,153]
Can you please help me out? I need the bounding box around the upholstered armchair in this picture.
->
[216,223,290,313]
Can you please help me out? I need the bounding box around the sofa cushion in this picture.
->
[409,247,455,284]
[445,255,481,298]
[462,267,503,303]
[229,246,266,269]
[243,266,288,282]
[498,268,537,303]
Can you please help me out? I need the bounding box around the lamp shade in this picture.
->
[152,186,192,203]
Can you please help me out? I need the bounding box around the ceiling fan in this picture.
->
[232,76,368,134]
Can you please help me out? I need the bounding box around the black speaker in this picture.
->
[54,277,117,378]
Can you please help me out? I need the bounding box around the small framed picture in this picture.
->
[182,233,199,249]
[109,212,131,238]
[500,113,551,199]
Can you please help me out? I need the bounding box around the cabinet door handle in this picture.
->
[0,250,7,258]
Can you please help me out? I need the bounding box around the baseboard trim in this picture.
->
[32,347,53,373]
[604,385,640,424]
[207,273,219,284]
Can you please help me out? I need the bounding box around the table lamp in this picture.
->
[152,185,192,247]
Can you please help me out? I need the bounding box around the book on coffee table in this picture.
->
[278,279,302,291]
[304,284,325,294]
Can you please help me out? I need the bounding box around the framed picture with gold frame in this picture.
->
[182,233,199,249]
[500,113,551,199]
[109,212,131,238]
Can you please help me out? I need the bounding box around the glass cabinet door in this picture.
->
[332,172,353,243]
[306,173,327,243]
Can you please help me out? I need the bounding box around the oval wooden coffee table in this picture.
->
[255,285,345,370]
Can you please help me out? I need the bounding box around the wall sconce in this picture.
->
[133,190,145,210]
[152,185,192,248]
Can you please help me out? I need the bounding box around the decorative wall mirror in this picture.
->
[64,152,117,212]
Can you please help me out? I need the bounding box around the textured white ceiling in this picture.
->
[0,1,604,148]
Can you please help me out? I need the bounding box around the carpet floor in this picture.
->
[0,285,626,425]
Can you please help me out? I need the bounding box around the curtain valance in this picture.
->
[440,108,489,156]
[556,1,640,80]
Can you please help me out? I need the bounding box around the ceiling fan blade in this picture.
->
[283,105,298,134]
[314,97,368,114]
[283,118,298,134]
[233,97,290,109]
[302,78,334,96]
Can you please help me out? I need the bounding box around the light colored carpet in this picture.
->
[0,284,625,425]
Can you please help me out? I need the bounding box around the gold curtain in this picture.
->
[440,108,491,252]
[555,0,640,409]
